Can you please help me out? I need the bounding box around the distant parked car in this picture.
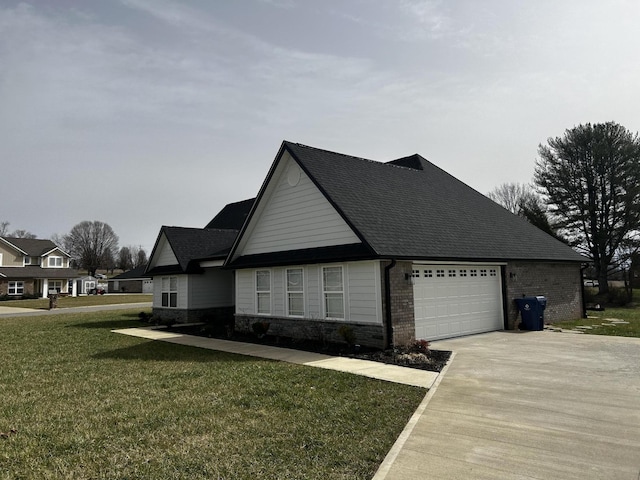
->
[94,273,107,279]
[89,287,106,295]
[584,279,599,287]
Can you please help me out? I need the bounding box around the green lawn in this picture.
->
[0,310,424,479]
[549,300,640,337]
[0,294,151,309]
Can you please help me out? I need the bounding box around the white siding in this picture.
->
[239,152,360,256]
[235,269,255,314]
[151,235,178,267]
[188,269,234,308]
[235,261,382,324]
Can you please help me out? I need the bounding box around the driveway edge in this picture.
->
[372,350,456,480]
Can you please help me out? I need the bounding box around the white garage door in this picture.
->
[413,265,504,341]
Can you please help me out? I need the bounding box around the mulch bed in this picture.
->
[168,323,451,373]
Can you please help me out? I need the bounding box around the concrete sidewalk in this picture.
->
[375,331,640,480]
[0,302,151,318]
[113,326,439,389]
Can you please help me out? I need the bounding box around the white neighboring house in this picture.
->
[0,237,78,298]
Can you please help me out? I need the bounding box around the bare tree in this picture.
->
[0,222,9,236]
[117,246,133,271]
[132,245,148,268]
[11,229,37,239]
[486,182,536,215]
[63,221,119,276]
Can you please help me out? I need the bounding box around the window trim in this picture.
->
[255,269,271,315]
[322,265,345,320]
[48,280,63,293]
[23,256,31,266]
[286,268,304,317]
[48,256,63,268]
[8,281,24,295]
[161,276,178,308]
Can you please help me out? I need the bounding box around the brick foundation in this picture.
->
[153,306,234,325]
[234,314,385,349]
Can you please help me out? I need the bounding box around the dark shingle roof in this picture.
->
[1,237,66,257]
[205,198,255,230]
[156,227,239,273]
[110,265,149,280]
[283,142,585,263]
[0,266,77,279]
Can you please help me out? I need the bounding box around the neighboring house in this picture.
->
[108,265,153,293]
[145,199,255,323]
[75,276,100,295]
[148,141,586,348]
[0,236,78,298]
[226,142,586,348]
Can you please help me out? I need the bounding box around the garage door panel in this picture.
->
[413,264,503,341]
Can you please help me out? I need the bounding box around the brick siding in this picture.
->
[504,261,583,329]
[152,306,234,325]
[380,260,415,347]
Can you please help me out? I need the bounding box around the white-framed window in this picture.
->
[23,257,31,266]
[48,256,63,268]
[448,269,456,277]
[49,280,63,293]
[423,269,433,278]
[322,266,344,319]
[0,253,3,266]
[470,269,477,277]
[460,269,467,277]
[286,268,304,317]
[436,269,445,278]
[8,281,24,295]
[256,270,271,315]
[161,276,178,308]
[480,269,487,277]
[490,269,497,277]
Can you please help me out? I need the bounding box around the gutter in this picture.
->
[384,259,397,349]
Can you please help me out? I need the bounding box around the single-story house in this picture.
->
[0,236,78,297]
[108,265,153,293]
[148,141,586,348]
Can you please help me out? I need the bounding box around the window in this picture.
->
[470,269,477,277]
[436,269,445,278]
[161,276,178,308]
[48,256,63,268]
[490,269,497,277]
[423,269,433,278]
[323,266,344,319]
[448,269,456,277]
[460,269,467,277]
[286,268,304,316]
[48,280,62,293]
[412,269,420,278]
[8,281,24,295]
[24,257,31,265]
[256,270,271,314]
[480,269,487,277]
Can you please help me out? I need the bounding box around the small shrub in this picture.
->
[251,321,270,337]
[410,339,430,354]
[138,311,151,322]
[337,325,356,346]
[607,287,631,307]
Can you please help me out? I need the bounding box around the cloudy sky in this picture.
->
[2,1,639,253]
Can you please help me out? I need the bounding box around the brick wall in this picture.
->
[380,260,415,347]
[234,314,385,349]
[504,261,583,329]
[152,306,234,325]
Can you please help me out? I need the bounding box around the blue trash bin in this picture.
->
[515,296,546,330]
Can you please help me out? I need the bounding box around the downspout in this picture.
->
[384,259,397,349]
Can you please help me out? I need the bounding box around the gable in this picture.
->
[148,234,178,269]
[233,150,361,258]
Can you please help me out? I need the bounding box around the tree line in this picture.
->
[1,220,148,277]
[488,121,640,297]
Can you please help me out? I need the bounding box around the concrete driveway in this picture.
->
[377,331,640,480]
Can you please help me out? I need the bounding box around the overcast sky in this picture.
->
[2,1,639,254]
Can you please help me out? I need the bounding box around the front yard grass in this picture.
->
[549,304,640,337]
[0,294,151,309]
[0,310,424,479]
